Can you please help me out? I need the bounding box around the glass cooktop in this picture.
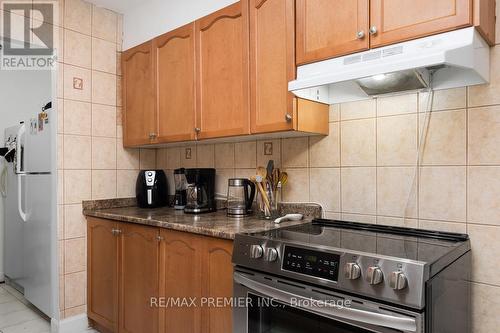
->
[252,219,469,264]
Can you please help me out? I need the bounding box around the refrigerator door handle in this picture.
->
[17,173,28,222]
[15,124,25,174]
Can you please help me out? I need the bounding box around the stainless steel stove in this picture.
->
[232,219,471,333]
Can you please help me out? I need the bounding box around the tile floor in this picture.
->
[0,283,51,333]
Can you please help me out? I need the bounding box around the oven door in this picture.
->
[233,270,424,333]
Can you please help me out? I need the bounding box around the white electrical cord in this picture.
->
[0,159,7,197]
[403,75,435,223]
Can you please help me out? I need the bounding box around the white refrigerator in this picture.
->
[3,113,53,317]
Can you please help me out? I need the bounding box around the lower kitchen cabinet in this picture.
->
[202,237,234,333]
[159,229,202,333]
[87,218,234,333]
[87,218,119,333]
[119,223,160,333]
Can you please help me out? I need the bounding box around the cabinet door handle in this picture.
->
[285,113,293,122]
[112,228,122,236]
[194,127,201,133]
[369,26,378,35]
[356,30,365,39]
[149,133,157,140]
[156,235,164,242]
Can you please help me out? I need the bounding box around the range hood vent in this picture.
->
[289,27,490,104]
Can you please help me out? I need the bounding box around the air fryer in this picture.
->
[136,170,168,208]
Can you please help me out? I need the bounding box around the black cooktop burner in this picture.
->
[252,219,469,264]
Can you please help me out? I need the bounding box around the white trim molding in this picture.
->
[52,314,92,333]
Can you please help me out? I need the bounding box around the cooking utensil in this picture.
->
[266,160,274,183]
[279,172,288,186]
[272,168,280,192]
[250,175,270,215]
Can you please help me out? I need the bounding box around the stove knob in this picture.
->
[366,266,384,285]
[344,263,361,280]
[389,271,407,290]
[249,245,264,259]
[264,248,278,262]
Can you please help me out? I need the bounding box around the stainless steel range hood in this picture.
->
[289,27,490,104]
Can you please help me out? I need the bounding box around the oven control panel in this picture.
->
[282,246,340,282]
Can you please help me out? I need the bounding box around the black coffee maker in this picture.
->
[184,168,216,214]
[174,168,188,210]
[136,170,168,208]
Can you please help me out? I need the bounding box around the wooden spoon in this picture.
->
[256,166,267,182]
[250,175,270,210]
[279,172,288,186]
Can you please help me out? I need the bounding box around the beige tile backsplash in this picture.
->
[56,0,146,319]
[153,61,500,332]
[419,109,466,165]
[341,119,376,166]
[468,105,500,164]
[92,37,117,74]
[64,0,92,34]
[53,0,500,329]
[377,114,417,166]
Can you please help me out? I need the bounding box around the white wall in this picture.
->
[0,70,52,137]
[0,69,52,281]
[122,0,238,50]
[0,157,4,281]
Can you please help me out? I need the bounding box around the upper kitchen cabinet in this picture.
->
[296,0,370,65]
[195,1,250,139]
[249,0,296,133]
[122,41,157,147]
[296,0,495,65]
[250,0,329,135]
[154,23,196,143]
[369,0,472,47]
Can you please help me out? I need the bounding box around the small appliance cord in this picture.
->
[0,158,7,197]
[403,73,435,225]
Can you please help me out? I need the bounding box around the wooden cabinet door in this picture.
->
[159,230,202,333]
[296,0,369,65]
[87,218,119,333]
[154,23,196,143]
[195,1,250,139]
[119,224,160,333]
[249,0,295,134]
[201,237,233,333]
[122,41,156,147]
[370,0,472,48]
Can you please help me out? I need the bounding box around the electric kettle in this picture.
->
[226,178,256,217]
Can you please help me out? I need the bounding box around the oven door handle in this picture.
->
[234,273,418,332]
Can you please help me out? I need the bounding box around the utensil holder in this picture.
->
[257,182,280,220]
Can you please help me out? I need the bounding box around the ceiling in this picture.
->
[85,0,144,13]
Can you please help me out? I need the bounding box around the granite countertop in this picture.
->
[82,198,321,240]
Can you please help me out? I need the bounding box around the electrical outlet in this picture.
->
[264,142,273,155]
[185,148,192,160]
[73,77,83,90]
